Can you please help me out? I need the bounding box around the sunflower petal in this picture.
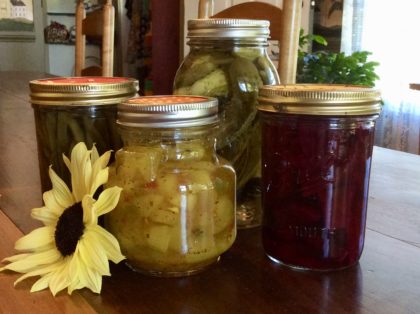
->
[31,206,59,226]
[14,226,55,251]
[31,272,54,293]
[94,186,122,217]
[78,235,110,276]
[42,191,65,217]
[89,168,109,196]
[83,157,93,197]
[92,150,111,178]
[86,267,102,294]
[82,195,97,226]
[68,279,84,295]
[49,167,74,209]
[71,142,89,162]
[90,225,125,263]
[67,250,83,294]
[3,249,61,273]
[49,261,71,296]
[89,151,111,195]
[2,253,30,263]
[14,261,63,286]
[70,142,90,202]
[77,258,102,294]
[63,154,71,172]
[91,145,100,164]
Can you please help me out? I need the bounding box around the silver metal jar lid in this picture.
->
[187,18,270,39]
[30,77,139,106]
[258,84,382,116]
[118,95,219,128]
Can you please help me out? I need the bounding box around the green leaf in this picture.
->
[296,32,380,87]
[312,35,328,46]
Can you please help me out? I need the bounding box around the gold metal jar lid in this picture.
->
[187,18,270,40]
[258,84,382,116]
[30,77,139,106]
[118,95,219,128]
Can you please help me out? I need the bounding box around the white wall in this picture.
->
[44,0,126,77]
[44,14,101,76]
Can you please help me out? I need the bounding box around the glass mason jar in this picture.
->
[105,95,236,276]
[257,85,382,270]
[30,77,139,192]
[174,19,279,229]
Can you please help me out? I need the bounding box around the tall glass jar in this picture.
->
[30,77,139,192]
[174,19,279,228]
[105,95,236,277]
[257,85,382,270]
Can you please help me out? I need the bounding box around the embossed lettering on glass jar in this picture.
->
[106,95,236,277]
[174,18,280,229]
[30,77,139,192]
[257,84,382,270]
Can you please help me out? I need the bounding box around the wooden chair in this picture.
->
[198,0,302,84]
[75,0,114,76]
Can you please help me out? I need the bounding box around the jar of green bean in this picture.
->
[30,77,139,192]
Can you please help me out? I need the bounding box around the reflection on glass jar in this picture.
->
[30,77,139,192]
[106,96,236,276]
[174,19,279,229]
[258,85,382,270]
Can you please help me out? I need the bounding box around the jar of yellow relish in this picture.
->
[106,95,236,276]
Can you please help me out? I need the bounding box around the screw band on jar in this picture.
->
[258,84,382,116]
[30,77,139,106]
[187,19,270,40]
[117,95,219,128]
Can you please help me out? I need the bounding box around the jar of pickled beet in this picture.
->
[257,85,382,270]
[174,19,279,229]
[30,77,139,192]
[105,95,236,276]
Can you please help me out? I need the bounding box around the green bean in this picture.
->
[83,115,106,152]
[67,115,85,144]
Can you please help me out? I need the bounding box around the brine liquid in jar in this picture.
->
[258,85,382,270]
[173,19,280,229]
[30,77,139,192]
[105,96,236,276]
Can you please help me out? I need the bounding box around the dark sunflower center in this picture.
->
[55,202,85,257]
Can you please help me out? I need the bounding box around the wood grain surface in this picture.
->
[0,210,96,314]
[1,71,420,313]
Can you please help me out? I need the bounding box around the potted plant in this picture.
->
[297,29,380,87]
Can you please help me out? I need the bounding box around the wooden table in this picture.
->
[409,83,420,91]
[1,72,420,313]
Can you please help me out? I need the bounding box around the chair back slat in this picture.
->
[75,0,114,77]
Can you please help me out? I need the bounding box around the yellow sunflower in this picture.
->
[0,142,125,295]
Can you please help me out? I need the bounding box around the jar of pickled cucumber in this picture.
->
[257,85,382,270]
[173,19,279,229]
[106,95,236,276]
[30,77,139,192]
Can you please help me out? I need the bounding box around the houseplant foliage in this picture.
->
[297,29,380,87]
